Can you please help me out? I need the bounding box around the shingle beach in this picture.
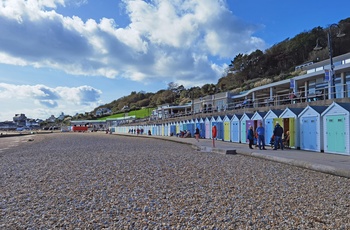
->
[1,133,349,229]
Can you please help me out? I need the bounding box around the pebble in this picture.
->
[0,133,349,229]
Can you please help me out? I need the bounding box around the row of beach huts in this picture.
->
[113,102,350,156]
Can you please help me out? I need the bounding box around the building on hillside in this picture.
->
[25,119,41,129]
[46,115,56,123]
[152,103,192,120]
[121,105,130,111]
[13,114,27,127]
[96,108,112,116]
[57,112,65,121]
[193,92,232,114]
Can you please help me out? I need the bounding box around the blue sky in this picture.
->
[0,0,349,121]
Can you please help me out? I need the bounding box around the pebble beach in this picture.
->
[1,133,349,229]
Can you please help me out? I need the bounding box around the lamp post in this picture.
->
[314,23,345,99]
[191,91,195,118]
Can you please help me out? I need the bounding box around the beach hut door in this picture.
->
[289,118,295,148]
[326,115,346,153]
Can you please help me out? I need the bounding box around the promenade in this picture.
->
[116,133,350,179]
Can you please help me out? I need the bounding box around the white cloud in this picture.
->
[0,83,102,120]
[0,0,266,87]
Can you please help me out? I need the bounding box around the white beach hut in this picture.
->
[263,109,283,144]
[279,107,304,149]
[240,113,253,144]
[298,105,327,152]
[205,116,212,139]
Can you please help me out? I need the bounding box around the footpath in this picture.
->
[116,133,350,179]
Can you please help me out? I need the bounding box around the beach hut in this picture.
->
[212,116,224,140]
[187,119,195,137]
[170,122,176,136]
[164,123,169,136]
[240,113,253,143]
[321,102,350,155]
[279,107,304,149]
[158,124,162,136]
[263,110,283,144]
[157,124,162,136]
[250,111,268,140]
[179,120,184,132]
[182,120,188,132]
[146,125,152,135]
[196,118,205,139]
[210,116,217,139]
[151,124,156,136]
[161,123,165,136]
[223,115,233,142]
[176,121,180,135]
[205,116,212,139]
[298,105,327,152]
[231,114,242,143]
[218,116,225,140]
[167,122,172,136]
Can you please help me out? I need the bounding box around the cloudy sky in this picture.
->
[0,0,349,121]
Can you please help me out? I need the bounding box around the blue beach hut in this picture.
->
[197,118,205,138]
[231,114,242,143]
[210,116,217,139]
[298,105,327,152]
[170,122,176,136]
[187,119,195,137]
[182,120,188,132]
[179,120,184,132]
[213,116,224,140]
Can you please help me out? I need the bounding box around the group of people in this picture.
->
[176,130,192,138]
[128,128,144,135]
[247,122,287,150]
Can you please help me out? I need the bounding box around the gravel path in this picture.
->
[1,133,349,229]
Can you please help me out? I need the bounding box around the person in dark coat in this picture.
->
[195,127,200,142]
[247,126,254,149]
[273,122,284,150]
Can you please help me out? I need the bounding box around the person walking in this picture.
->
[273,122,284,150]
[247,126,254,149]
[195,127,200,142]
[212,125,217,147]
[256,122,267,150]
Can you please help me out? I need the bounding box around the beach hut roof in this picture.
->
[271,109,283,117]
[309,106,328,114]
[232,114,242,119]
[244,113,254,118]
[321,102,350,116]
[288,107,304,116]
[337,102,350,112]
[225,115,233,120]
